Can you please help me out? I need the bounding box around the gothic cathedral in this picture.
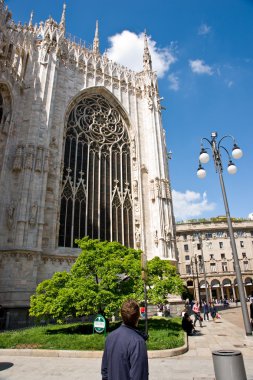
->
[0,2,177,326]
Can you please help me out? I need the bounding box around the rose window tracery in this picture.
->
[59,94,133,248]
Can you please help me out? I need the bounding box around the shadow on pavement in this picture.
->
[0,362,14,371]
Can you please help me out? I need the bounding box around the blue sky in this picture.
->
[6,0,253,220]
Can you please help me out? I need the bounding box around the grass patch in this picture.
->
[0,317,184,351]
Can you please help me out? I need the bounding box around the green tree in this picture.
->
[30,238,143,321]
[146,257,184,305]
[29,238,184,321]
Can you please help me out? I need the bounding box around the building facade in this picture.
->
[0,2,176,326]
[176,219,253,302]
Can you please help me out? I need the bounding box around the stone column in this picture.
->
[232,284,236,300]
[221,285,225,300]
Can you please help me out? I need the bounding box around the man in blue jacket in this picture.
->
[101,299,149,380]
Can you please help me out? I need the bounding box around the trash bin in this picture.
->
[212,350,247,380]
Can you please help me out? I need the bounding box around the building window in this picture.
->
[199,261,204,273]
[205,233,212,239]
[197,243,201,250]
[186,264,191,274]
[250,231,253,237]
[183,234,187,241]
[242,252,247,259]
[236,231,244,237]
[216,231,224,237]
[59,93,133,248]
[184,244,189,252]
[243,261,249,271]
[210,263,216,272]
[185,255,190,261]
[221,253,225,259]
[240,241,244,248]
[219,242,223,249]
[222,262,228,272]
[210,254,214,260]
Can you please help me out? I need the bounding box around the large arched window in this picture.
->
[59,93,134,248]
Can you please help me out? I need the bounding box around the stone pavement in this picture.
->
[0,306,252,380]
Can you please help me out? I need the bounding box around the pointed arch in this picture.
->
[59,87,134,248]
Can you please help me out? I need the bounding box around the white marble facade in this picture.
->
[0,1,176,319]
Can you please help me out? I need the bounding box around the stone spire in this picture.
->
[143,30,152,72]
[29,10,34,27]
[93,20,100,56]
[60,3,66,31]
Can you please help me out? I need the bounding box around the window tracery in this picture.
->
[59,94,133,248]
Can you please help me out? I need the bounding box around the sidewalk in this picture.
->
[0,307,252,380]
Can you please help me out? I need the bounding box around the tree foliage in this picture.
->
[29,237,184,321]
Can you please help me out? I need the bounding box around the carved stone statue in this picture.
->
[150,180,155,200]
[132,179,138,198]
[6,202,15,230]
[35,146,43,172]
[154,230,158,246]
[135,227,141,247]
[164,225,171,242]
[29,202,38,226]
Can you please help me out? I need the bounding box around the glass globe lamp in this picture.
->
[232,144,243,159]
[199,148,210,164]
[227,161,237,175]
[197,165,206,179]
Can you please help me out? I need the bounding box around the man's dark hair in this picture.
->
[121,299,140,327]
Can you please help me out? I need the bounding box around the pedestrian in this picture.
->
[210,302,217,321]
[101,299,149,380]
[192,301,203,327]
[182,312,196,336]
[250,299,253,329]
[203,301,209,321]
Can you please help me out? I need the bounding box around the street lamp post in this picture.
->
[190,258,197,301]
[197,131,252,336]
[191,246,201,305]
[141,252,148,336]
[199,235,209,305]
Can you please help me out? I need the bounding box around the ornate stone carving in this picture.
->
[6,201,15,230]
[165,180,171,199]
[35,146,43,172]
[13,144,24,172]
[24,144,35,170]
[147,96,153,110]
[161,180,167,199]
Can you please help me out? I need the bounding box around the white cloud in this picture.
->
[107,30,176,78]
[172,190,216,220]
[225,80,234,88]
[198,23,211,36]
[189,59,213,75]
[168,73,179,91]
